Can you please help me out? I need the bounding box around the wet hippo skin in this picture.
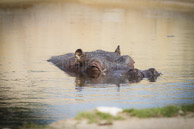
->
[48,46,161,86]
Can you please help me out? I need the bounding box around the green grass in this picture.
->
[181,103,194,112]
[75,111,124,123]
[123,103,194,118]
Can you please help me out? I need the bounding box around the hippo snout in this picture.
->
[126,68,144,82]
[148,68,161,77]
[141,68,161,82]
[142,68,161,78]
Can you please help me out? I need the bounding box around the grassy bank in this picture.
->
[75,103,194,124]
[123,103,194,118]
[19,103,194,129]
[76,111,124,124]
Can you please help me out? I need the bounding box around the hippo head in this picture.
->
[48,46,161,85]
[73,46,137,78]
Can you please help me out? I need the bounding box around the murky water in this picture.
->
[0,2,194,128]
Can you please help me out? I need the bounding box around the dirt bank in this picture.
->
[46,105,194,129]
[48,117,194,129]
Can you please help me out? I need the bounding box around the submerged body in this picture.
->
[48,46,160,85]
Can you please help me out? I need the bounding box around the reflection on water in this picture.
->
[0,1,194,128]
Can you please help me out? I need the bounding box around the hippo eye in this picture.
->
[91,66,97,68]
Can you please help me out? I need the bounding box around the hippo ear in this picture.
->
[115,45,121,55]
[75,49,85,62]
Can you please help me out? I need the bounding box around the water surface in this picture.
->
[0,2,194,128]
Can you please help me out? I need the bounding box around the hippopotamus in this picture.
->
[48,46,160,85]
